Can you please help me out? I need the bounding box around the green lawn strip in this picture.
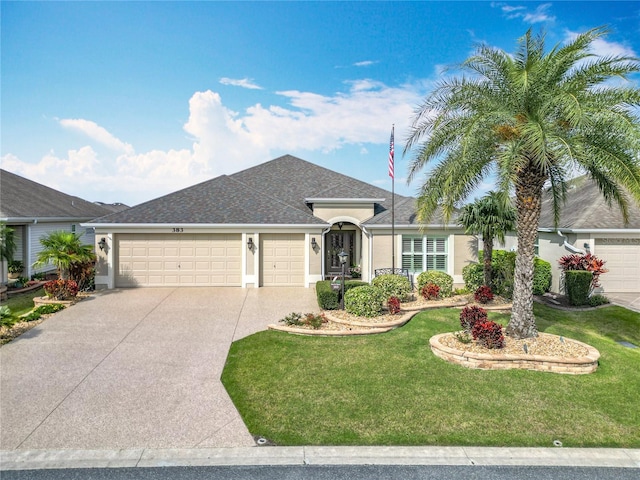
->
[1,288,45,317]
[221,304,640,447]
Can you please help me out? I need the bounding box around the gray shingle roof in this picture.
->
[90,155,410,225]
[90,173,326,225]
[364,197,458,226]
[539,176,640,230]
[0,169,113,220]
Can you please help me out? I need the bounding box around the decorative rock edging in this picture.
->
[33,296,76,308]
[402,299,469,312]
[268,324,394,336]
[324,310,417,329]
[430,332,600,374]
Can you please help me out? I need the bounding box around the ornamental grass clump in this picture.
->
[474,285,494,304]
[344,285,385,317]
[460,305,488,333]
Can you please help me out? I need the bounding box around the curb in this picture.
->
[1,446,639,471]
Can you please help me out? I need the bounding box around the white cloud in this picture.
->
[58,118,134,154]
[492,2,555,24]
[353,60,377,67]
[564,30,637,58]
[219,77,263,90]
[2,79,429,205]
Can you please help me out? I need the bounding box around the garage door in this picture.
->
[116,233,241,287]
[595,240,640,293]
[260,234,305,286]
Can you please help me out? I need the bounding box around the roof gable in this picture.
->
[0,169,112,220]
[539,176,640,230]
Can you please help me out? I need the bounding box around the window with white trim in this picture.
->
[402,235,448,273]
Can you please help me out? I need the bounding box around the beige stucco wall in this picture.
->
[309,234,322,276]
[313,205,374,223]
[454,234,478,276]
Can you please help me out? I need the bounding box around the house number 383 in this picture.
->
[172,228,184,233]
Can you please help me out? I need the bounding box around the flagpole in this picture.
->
[389,125,395,272]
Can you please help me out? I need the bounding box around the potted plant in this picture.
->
[8,260,24,279]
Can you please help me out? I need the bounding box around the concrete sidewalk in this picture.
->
[0,287,318,452]
[1,446,639,470]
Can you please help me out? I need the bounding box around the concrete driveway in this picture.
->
[0,287,318,451]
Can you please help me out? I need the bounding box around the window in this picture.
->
[402,235,448,273]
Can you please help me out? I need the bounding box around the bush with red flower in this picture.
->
[44,279,79,300]
[474,285,494,304]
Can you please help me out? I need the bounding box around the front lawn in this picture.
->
[221,303,640,447]
[1,287,45,317]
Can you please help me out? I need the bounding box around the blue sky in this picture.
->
[2,1,639,206]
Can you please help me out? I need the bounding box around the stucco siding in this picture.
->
[454,234,477,276]
[313,205,374,223]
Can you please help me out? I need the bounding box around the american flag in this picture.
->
[388,125,394,179]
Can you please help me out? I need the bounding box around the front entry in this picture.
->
[326,231,354,277]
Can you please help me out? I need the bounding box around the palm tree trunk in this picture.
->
[506,165,546,339]
[483,238,493,287]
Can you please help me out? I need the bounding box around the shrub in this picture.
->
[471,321,505,349]
[316,281,339,310]
[474,285,494,304]
[462,263,484,292]
[303,313,326,329]
[34,304,66,315]
[588,294,610,307]
[421,283,440,300]
[43,279,78,300]
[416,271,453,298]
[68,259,96,292]
[460,305,488,333]
[387,296,401,314]
[559,253,608,291]
[1,306,16,328]
[565,270,592,306]
[372,274,411,301]
[281,312,303,326]
[344,285,385,317]
[345,280,369,292]
[453,287,470,296]
[533,258,552,295]
[491,250,516,299]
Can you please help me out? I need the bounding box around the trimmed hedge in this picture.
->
[416,271,453,298]
[533,258,552,295]
[372,274,411,301]
[566,270,592,306]
[316,281,339,310]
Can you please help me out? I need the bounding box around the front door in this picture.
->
[326,231,354,276]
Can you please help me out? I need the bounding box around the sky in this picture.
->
[2,1,639,207]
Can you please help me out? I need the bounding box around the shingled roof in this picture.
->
[89,155,410,225]
[539,175,640,230]
[0,169,112,221]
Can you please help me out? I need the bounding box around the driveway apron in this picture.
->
[0,287,317,450]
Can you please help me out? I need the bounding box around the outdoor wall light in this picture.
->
[98,238,107,251]
[247,238,254,249]
[311,237,317,249]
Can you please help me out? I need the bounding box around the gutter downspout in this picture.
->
[361,225,373,282]
[557,230,585,254]
[321,226,331,280]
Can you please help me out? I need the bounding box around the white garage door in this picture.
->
[260,234,305,286]
[595,241,640,293]
[116,233,241,287]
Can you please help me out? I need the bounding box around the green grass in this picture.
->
[0,288,44,317]
[221,304,640,447]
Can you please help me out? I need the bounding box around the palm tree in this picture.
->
[459,192,516,288]
[405,27,640,339]
[33,231,95,280]
[0,223,16,262]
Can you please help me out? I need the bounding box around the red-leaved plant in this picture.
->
[421,283,440,300]
[474,285,494,304]
[459,305,488,333]
[44,279,79,300]
[558,253,608,288]
[387,296,401,314]
[471,320,505,349]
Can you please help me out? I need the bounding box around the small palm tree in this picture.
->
[459,192,516,288]
[405,27,640,339]
[33,231,95,280]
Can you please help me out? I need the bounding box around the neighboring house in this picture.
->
[85,155,477,289]
[0,169,116,282]
[500,175,640,294]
